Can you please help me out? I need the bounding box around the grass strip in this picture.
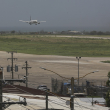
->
[0,35,110,57]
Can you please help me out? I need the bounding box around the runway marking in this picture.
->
[35,60,90,64]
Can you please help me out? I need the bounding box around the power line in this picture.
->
[6,83,70,109]
[2,94,38,110]
[28,102,45,109]
[6,82,100,110]
[4,75,102,109]
[5,83,63,109]
[0,94,28,110]
[43,85,99,110]
[6,82,45,98]
[49,99,70,109]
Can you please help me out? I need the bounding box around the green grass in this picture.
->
[0,34,110,57]
[101,61,110,63]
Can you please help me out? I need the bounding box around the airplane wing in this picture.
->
[38,21,46,24]
[39,21,46,22]
[19,20,30,23]
[37,21,46,24]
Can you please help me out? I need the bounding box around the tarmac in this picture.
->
[0,51,110,90]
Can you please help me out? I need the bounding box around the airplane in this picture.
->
[19,16,46,25]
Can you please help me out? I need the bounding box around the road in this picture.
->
[53,35,110,39]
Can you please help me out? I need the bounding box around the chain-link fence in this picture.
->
[51,78,63,94]
[51,78,110,97]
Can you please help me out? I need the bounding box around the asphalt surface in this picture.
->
[0,51,109,90]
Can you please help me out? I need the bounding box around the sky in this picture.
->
[0,0,110,32]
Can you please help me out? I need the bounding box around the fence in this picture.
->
[51,78,110,97]
[51,78,63,94]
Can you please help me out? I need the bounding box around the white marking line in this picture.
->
[35,60,90,64]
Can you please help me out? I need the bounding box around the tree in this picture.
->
[90,31,97,35]
[11,30,15,34]
[105,72,110,107]
[97,31,104,35]
[108,71,110,78]
[106,72,110,86]
[105,91,110,107]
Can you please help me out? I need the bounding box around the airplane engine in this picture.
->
[38,22,40,24]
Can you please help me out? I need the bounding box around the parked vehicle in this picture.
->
[37,85,50,91]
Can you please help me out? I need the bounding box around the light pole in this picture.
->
[80,70,99,79]
[76,57,81,86]
[40,67,70,80]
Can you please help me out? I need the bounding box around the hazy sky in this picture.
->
[0,0,110,31]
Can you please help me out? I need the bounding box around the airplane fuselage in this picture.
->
[19,17,45,25]
[29,20,38,25]
[31,20,38,23]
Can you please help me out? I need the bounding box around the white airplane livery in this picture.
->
[19,16,46,25]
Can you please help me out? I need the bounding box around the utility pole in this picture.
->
[46,92,48,110]
[7,51,17,81]
[70,77,74,110]
[22,61,31,87]
[0,69,3,110]
[76,57,81,86]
